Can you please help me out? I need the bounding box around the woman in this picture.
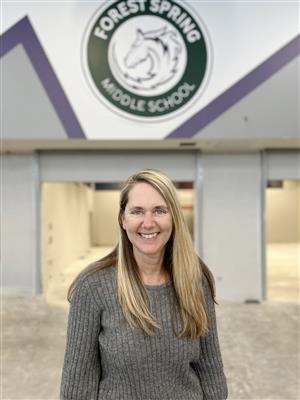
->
[60,169,228,400]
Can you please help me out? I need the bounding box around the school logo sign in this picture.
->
[83,0,211,121]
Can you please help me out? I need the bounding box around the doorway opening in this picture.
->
[266,180,300,302]
[41,181,117,306]
[41,181,194,306]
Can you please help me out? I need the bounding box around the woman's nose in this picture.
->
[142,211,155,227]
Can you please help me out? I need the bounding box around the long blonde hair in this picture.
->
[68,169,217,339]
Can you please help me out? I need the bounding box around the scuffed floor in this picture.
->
[2,295,299,400]
[2,243,299,399]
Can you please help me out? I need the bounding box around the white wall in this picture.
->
[2,2,298,141]
[201,153,262,302]
[2,154,40,293]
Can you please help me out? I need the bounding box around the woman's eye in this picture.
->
[155,208,167,215]
[131,209,143,215]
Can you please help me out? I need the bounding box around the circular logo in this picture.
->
[83,0,211,121]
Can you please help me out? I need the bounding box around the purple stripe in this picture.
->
[0,16,86,139]
[167,34,300,139]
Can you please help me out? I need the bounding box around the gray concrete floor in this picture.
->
[2,243,300,400]
[2,296,299,400]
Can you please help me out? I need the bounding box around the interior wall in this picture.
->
[42,182,93,293]
[266,180,300,243]
[2,154,39,293]
[92,190,119,246]
[201,153,262,302]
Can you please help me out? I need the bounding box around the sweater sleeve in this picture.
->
[193,276,228,400]
[60,278,102,400]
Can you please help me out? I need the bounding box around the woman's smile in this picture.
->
[138,232,159,239]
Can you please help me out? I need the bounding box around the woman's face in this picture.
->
[122,182,173,261]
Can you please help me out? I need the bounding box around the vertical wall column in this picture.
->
[199,153,263,302]
[2,153,41,293]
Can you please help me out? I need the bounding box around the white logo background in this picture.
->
[108,16,187,97]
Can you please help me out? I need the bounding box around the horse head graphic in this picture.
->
[113,26,183,91]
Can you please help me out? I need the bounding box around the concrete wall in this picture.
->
[2,154,40,293]
[3,151,297,300]
[41,182,93,293]
[201,153,262,302]
[267,180,300,243]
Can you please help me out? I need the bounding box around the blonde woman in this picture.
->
[60,169,228,400]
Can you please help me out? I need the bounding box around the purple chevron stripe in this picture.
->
[0,16,85,139]
[167,34,300,139]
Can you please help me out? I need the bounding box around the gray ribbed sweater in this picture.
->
[60,265,228,400]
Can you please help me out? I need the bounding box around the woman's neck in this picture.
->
[133,251,170,285]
